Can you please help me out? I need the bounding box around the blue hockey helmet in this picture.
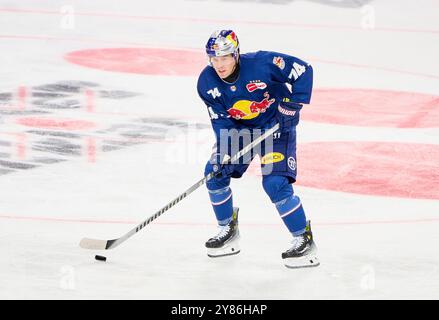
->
[205,30,240,60]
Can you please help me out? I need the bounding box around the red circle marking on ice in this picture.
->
[65,48,439,128]
[296,142,439,199]
[306,89,439,128]
[16,118,96,130]
[65,48,205,76]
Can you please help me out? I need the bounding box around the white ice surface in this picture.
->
[0,0,438,299]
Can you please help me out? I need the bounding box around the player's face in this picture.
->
[210,54,237,79]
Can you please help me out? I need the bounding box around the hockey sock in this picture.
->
[275,195,307,236]
[208,186,233,225]
[262,175,306,236]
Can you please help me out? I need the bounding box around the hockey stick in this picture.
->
[79,123,280,250]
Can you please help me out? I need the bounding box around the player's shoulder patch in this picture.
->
[272,56,285,70]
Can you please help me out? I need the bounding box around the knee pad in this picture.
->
[262,175,293,203]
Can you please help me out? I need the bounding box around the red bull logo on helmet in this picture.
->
[227,92,275,120]
[226,31,238,48]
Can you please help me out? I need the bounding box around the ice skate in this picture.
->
[206,207,240,258]
[282,220,320,268]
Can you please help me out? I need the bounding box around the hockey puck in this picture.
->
[95,255,106,262]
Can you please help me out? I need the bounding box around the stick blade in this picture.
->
[79,238,108,250]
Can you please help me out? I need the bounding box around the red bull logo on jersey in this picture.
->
[227,92,275,120]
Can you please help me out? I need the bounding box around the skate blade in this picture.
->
[283,245,320,269]
[283,255,320,269]
[207,237,240,258]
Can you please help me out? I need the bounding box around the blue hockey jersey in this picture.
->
[197,50,313,149]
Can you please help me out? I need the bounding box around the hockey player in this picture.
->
[197,30,319,268]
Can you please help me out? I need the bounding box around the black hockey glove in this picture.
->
[209,152,235,178]
[276,98,303,133]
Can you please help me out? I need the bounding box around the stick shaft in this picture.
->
[80,123,279,250]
